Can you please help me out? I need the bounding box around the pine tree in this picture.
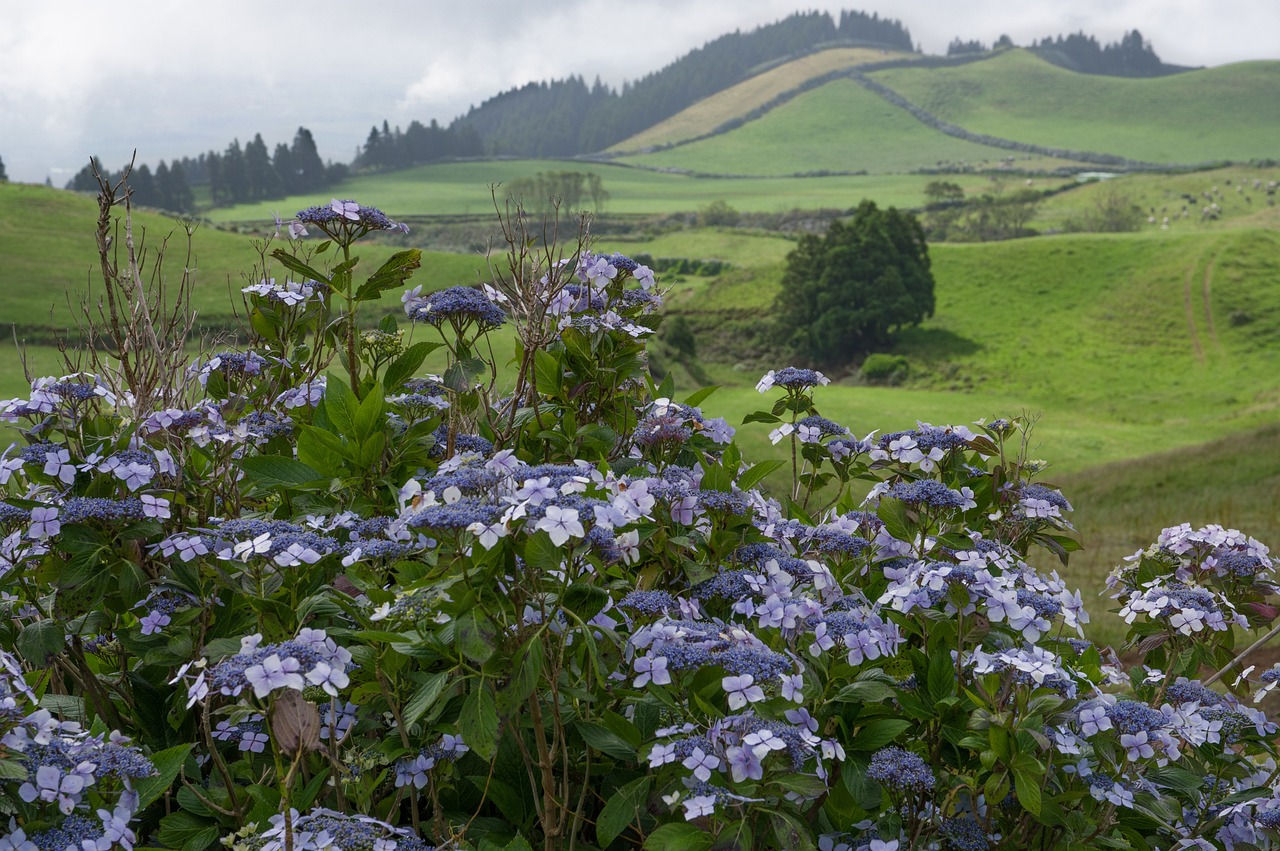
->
[244,133,283,199]
[273,143,298,193]
[165,161,195,213]
[290,127,326,192]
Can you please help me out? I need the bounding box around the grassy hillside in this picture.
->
[1042,420,1280,646]
[669,227,1280,447]
[616,78,1087,176]
[1026,165,1280,233]
[871,50,1280,164]
[610,47,912,152]
[204,160,1032,223]
[0,183,491,333]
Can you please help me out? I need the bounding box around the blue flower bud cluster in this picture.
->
[406,286,507,332]
[866,746,934,791]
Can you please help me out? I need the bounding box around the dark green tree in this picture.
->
[290,127,326,192]
[221,140,248,204]
[272,143,298,193]
[0,155,7,182]
[775,200,934,365]
[244,133,283,200]
[155,161,194,213]
[128,163,158,207]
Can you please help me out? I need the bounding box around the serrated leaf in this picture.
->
[271,249,330,285]
[699,459,732,492]
[534,349,563,397]
[831,679,897,703]
[928,649,956,703]
[239,456,326,487]
[741,410,781,425]
[574,721,636,761]
[383,342,442,390]
[850,718,911,752]
[156,811,220,851]
[0,761,29,781]
[204,369,228,401]
[736,459,786,491]
[561,583,608,621]
[354,249,422,303]
[500,639,543,710]
[461,682,499,761]
[133,744,193,809]
[596,776,651,848]
[682,385,720,407]
[523,532,563,574]
[644,822,712,851]
[357,430,387,468]
[324,373,359,438]
[17,620,64,667]
[443,357,488,393]
[456,612,495,664]
[403,672,449,729]
[877,497,913,542]
[353,380,385,441]
[1014,766,1042,816]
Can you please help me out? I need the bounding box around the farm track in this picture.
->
[1202,257,1220,351]
[1183,255,1205,362]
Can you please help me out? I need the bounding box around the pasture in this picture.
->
[871,50,1280,165]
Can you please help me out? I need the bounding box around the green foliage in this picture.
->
[1063,187,1148,233]
[698,199,741,227]
[503,170,608,212]
[859,352,910,385]
[776,199,934,364]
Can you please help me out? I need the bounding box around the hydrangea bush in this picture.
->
[1,190,1279,851]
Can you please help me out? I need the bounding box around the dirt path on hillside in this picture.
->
[1202,257,1220,351]
[1184,259,1205,363]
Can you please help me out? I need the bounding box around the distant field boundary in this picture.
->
[597,50,1223,177]
[849,70,1201,171]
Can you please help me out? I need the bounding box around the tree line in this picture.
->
[1032,30,1171,76]
[354,119,483,171]
[947,29,1175,77]
[453,9,915,157]
[65,127,343,212]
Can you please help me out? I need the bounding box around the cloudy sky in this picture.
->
[1,0,1275,184]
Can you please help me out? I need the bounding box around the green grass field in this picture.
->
[871,50,1280,165]
[611,47,914,152]
[616,78,1087,176]
[1025,165,1280,233]
[205,161,1041,223]
[0,183,491,332]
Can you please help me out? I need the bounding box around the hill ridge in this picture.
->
[604,49,1234,175]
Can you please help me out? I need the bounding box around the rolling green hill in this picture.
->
[615,78,1087,175]
[609,47,913,152]
[0,182,490,335]
[870,50,1280,165]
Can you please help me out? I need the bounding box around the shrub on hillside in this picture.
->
[2,178,1280,851]
[775,199,935,365]
[859,352,910,385]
